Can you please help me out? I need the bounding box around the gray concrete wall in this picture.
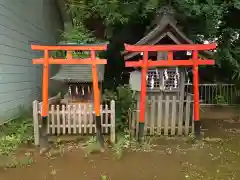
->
[0,0,63,123]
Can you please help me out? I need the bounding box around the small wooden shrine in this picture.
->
[124,6,214,133]
[51,63,105,105]
[123,6,212,97]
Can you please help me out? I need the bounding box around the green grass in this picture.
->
[101,175,107,180]
[45,138,65,158]
[112,130,131,160]
[0,152,34,169]
[0,107,33,156]
[84,136,103,157]
[0,107,34,169]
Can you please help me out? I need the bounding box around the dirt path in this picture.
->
[1,106,240,180]
[1,131,240,180]
[0,149,186,180]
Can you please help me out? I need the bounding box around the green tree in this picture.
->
[63,0,240,85]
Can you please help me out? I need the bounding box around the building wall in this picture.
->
[0,0,63,123]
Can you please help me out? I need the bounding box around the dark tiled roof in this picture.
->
[51,64,105,83]
[49,42,108,83]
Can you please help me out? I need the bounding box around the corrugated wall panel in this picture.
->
[0,0,62,123]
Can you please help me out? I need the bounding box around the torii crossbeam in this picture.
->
[124,43,216,141]
[32,44,107,148]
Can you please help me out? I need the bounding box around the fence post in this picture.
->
[184,95,191,135]
[110,100,116,143]
[33,100,40,146]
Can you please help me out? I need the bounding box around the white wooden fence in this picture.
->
[32,95,116,145]
[130,94,194,136]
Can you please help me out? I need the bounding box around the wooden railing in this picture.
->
[130,94,194,136]
[32,96,115,146]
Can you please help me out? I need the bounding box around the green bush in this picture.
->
[0,107,33,156]
[214,95,227,104]
[102,85,136,132]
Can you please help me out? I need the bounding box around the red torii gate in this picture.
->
[31,44,107,147]
[124,43,216,140]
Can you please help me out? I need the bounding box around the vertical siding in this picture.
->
[0,0,62,123]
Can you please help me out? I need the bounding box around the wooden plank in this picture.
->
[67,105,71,134]
[171,96,177,135]
[164,95,170,136]
[51,105,55,134]
[150,96,156,135]
[178,97,184,135]
[62,105,66,134]
[83,104,87,134]
[178,71,185,135]
[78,104,82,134]
[89,104,94,133]
[110,100,116,143]
[73,105,77,134]
[136,97,140,136]
[157,94,163,135]
[56,105,60,134]
[191,102,194,133]
[144,96,149,134]
[47,110,50,134]
[184,95,191,135]
[100,105,103,132]
[133,96,138,137]
[39,104,42,116]
[105,104,109,134]
[32,100,40,146]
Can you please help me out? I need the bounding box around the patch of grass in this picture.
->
[112,130,130,160]
[0,107,34,169]
[203,137,223,143]
[111,131,155,159]
[184,133,197,144]
[84,136,103,157]
[0,135,22,155]
[140,137,154,152]
[0,152,34,169]
[184,132,207,145]
[45,139,65,159]
[0,156,18,168]
[50,169,57,176]
[112,139,124,160]
[18,152,34,168]
[0,107,33,156]
[101,175,107,180]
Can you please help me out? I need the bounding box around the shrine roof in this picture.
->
[47,42,107,83]
[51,64,105,83]
[123,6,213,60]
